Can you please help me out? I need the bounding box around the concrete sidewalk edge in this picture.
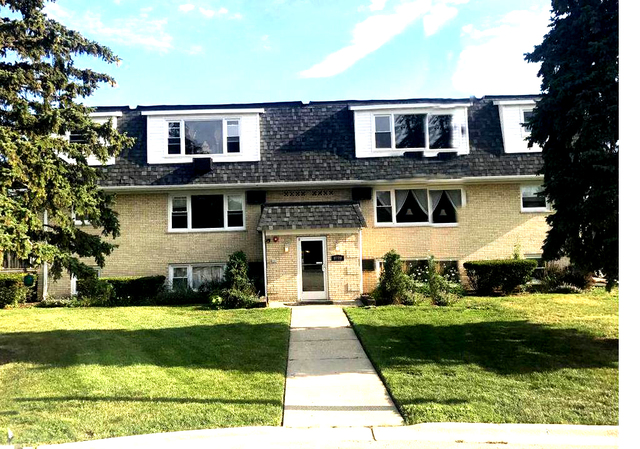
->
[20,423,618,448]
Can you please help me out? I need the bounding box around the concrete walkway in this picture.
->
[283,304,404,427]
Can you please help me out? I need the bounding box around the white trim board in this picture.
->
[141,108,265,116]
[101,175,543,193]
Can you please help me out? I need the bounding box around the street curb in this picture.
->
[25,423,618,448]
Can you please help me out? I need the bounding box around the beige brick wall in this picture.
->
[360,183,549,292]
[45,192,262,297]
[265,232,361,302]
[42,183,549,299]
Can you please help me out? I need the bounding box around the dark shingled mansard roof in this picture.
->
[257,202,367,231]
[95,95,542,188]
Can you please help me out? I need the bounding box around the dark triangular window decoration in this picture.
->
[432,193,457,224]
[396,191,429,223]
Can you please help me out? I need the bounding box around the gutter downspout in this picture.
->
[42,210,48,299]
[262,230,268,304]
[359,228,363,296]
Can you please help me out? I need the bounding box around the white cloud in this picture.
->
[423,3,457,37]
[369,0,387,11]
[261,34,272,51]
[179,4,195,12]
[45,3,173,54]
[140,7,153,13]
[187,44,204,55]
[199,7,230,18]
[300,0,462,78]
[452,8,550,96]
[199,7,216,18]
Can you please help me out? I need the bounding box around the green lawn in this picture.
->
[346,289,618,425]
[0,306,291,445]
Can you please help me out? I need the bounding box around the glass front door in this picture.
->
[299,237,327,300]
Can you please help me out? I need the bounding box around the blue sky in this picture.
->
[42,0,553,107]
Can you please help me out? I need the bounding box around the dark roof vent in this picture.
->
[193,157,213,174]
[403,151,424,159]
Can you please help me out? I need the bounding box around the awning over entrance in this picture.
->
[257,201,367,231]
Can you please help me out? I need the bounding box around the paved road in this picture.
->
[283,304,403,427]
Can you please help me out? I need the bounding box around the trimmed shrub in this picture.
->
[372,250,413,305]
[0,273,37,308]
[37,297,81,308]
[102,276,166,305]
[77,277,115,306]
[463,259,538,295]
[155,286,210,305]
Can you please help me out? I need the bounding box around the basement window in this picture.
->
[169,193,245,231]
[169,263,226,290]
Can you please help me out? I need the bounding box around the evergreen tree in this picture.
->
[0,0,134,279]
[525,0,618,289]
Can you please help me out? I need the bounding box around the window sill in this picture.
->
[167,227,246,233]
[520,208,550,214]
[374,222,459,228]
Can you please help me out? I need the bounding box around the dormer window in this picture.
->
[373,113,458,151]
[521,108,534,137]
[351,103,470,158]
[166,118,239,156]
[143,108,263,164]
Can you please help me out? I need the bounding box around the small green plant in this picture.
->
[76,276,115,306]
[410,256,463,306]
[540,264,594,293]
[512,243,522,260]
[372,250,413,305]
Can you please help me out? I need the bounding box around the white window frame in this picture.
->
[372,112,461,153]
[63,113,120,166]
[520,107,535,138]
[520,184,550,213]
[70,268,101,296]
[71,208,89,226]
[169,263,226,289]
[373,187,465,228]
[168,192,246,232]
[165,117,241,157]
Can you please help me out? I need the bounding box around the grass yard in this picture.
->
[346,289,618,425]
[0,306,291,445]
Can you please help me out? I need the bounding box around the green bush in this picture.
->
[541,264,594,292]
[210,251,259,309]
[37,297,81,308]
[463,259,538,295]
[102,275,166,305]
[410,256,463,306]
[372,250,413,305]
[0,273,37,308]
[77,277,115,306]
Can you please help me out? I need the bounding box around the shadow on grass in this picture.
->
[0,323,289,373]
[15,396,280,405]
[352,320,618,375]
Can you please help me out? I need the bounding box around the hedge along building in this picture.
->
[40,95,551,302]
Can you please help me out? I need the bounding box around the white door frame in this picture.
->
[297,236,328,301]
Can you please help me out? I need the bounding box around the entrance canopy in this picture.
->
[257,201,367,231]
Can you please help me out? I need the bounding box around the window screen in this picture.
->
[375,116,392,149]
[376,191,393,223]
[185,120,223,155]
[171,197,188,229]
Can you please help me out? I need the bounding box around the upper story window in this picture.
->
[169,192,245,232]
[373,113,459,151]
[375,188,463,226]
[521,108,534,136]
[521,185,550,212]
[166,118,240,156]
[61,112,121,165]
[493,99,541,153]
[143,109,263,165]
[351,103,470,158]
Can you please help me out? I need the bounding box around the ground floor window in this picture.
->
[525,255,546,280]
[169,263,225,290]
[375,188,463,225]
